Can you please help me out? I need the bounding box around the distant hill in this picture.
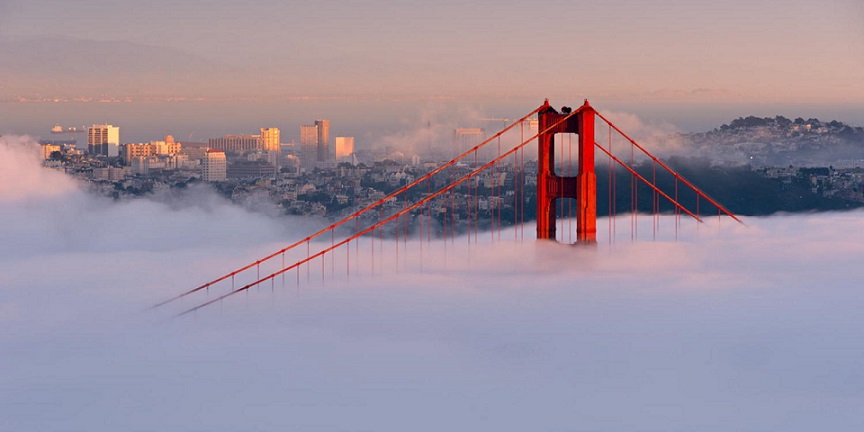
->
[682,115,864,167]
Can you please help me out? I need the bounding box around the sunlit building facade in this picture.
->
[153,135,182,155]
[208,135,259,153]
[260,128,280,151]
[88,124,120,157]
[260,128,281,168]
[334,136,354,161]
[300,120,330,170]
[40,143,61,160]
[122,143,154,164]
[202,149,227,181]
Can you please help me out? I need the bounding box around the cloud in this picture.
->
[371,102,491,160]
[597,110,686,158]
[0,135,78,201]
[2,136,864,431]
[0,136,313,262]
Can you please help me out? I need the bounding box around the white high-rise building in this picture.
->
[334,136,354,161]
[88,124,120,157]
[202,149,227,181]
[300,120,330,170]
[300,125,318,170]
[260,128,281,168]
[260,128,281,152]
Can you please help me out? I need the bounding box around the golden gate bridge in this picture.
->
[154,100,742,316]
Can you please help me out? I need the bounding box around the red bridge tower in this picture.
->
[537,100,596,243]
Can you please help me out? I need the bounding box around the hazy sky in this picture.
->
[3,0,863,103]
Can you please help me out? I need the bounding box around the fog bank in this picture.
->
[2,136,864,431]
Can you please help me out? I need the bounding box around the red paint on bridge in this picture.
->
[536,99,597,243]
[154,100,744,316]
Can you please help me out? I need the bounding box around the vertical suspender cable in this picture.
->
[498,135,502,241]
[674,179,679,240]
[631,137,636,242]
[652,162,657,240]
[609,123,615,243]
[568,133,573,244]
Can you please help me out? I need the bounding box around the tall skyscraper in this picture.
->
[260,128,280,152]
[88,124,120,157]
[334,136,354,160]
[300,120,330,170]
[202,149,227,181]
[260,127,281,168]
[300,125,318,170]
[315,120,330,162]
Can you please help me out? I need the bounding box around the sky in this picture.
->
[1,0,864,140]
[3,0,863,102]
[3,135,864,430]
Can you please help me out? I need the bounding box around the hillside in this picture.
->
[682,115,864,168]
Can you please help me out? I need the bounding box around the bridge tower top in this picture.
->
[536,101,597,243]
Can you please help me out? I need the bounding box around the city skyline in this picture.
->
[3,2,864,430]
[2,1,862,150]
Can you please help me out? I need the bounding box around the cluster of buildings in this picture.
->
[684,115,864,168]
[36,120,503,224]
[30,110,864,226]
[34,112,864,224]
[762,165,864,202]
[41,119,361,183]
[39,117,499,187]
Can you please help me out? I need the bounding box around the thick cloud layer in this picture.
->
[0,135,78,201]
[2,137,863,431]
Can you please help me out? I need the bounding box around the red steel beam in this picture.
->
[153,105,546,309]
[593,141,703,222]
[176,109,582,317]
[162,101,746,316]
[595,111,743,224]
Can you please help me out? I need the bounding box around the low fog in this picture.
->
[2,136,864,431]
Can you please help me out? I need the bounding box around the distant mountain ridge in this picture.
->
[0,37,235,99]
